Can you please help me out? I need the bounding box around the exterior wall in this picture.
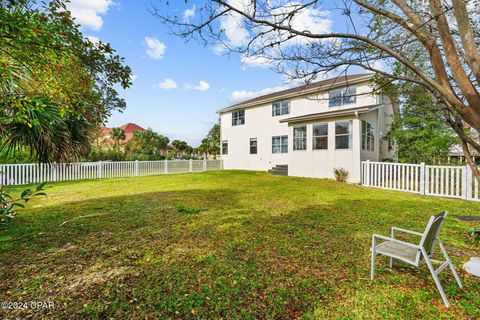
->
[287,116,362,183]
[220,81,379,172]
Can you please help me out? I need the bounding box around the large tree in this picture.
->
[0,0,131,162]
[152,0,480,178]
[124,130,169,160]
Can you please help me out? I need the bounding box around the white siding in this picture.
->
[219,80,392,182]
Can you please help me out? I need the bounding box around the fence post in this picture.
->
[419,162,425,195]
[135,160,139,176]
[189,159,193,172]
[365,160,370,186]
[466,165,473,200]
[462,165,468,199]
[164,159,168,174]
[98,161,103,179]
[203,159,207,172]
[425,165,430,195]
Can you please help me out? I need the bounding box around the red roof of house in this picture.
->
[99,123,146,145]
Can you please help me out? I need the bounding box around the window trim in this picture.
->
[272,101,290,117]
[329,87,357,108]
[250,138,257,154]
[361,120,375,152]
[312,122,328,150]
[221,140,228,155]
[272,135,288,154]
[232,109,245,126]
[335,120,352,150]
[293,125,307,151]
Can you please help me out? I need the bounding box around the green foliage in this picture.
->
[198,124,220,158]
[83,146,125,162]
[333,168,349,182]
[110,127,126,147]
[124,130,170,160]
[0,0,131,163]
[171,139,191,156]
[0,182,46,223]
[384,76,458,164]
[469,227,480,243]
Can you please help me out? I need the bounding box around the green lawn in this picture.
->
[1,171,479,319]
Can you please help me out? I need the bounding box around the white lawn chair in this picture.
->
[370,211,462,307]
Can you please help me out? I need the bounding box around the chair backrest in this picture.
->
[419,211,448,256]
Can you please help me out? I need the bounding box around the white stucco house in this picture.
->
[218,73,394,183]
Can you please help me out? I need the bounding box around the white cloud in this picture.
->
[86,35,100,44]
[144,37,167,60]
[241,55,276,68]
[156,78,177,90]
[130,74,138,81]
[186,80,211,92]
[229,85,290,103]
[183,5,196,22]
[67,0,113,31]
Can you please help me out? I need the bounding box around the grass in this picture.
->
[0,170,479,319]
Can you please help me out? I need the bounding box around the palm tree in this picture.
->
[1,99,93,163]
[110,127,126,147]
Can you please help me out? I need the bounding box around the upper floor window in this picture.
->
[272,101,290,116]
[232,109,245,126]
[362,120,375,151]
[272,135,288,153]
[250,138,257,154]
[293,126,307,151]
[222,140,228,155]
[335,121,352,149]
[329,87,357,107]
[313,123,328,150]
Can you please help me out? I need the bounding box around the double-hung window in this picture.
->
[221,140,228,155]
[232,109,245,126]
[329,87,357,107]
[335,121,352,149]
[293,126,307,151]
[250,138,257,154]
[313,123,328,150]
[361,120,375,151]
[272,136,288,153]
[272,101,290,116]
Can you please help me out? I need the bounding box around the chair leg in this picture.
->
[390,257,394,268]
[422,250,450,308]
[438,239,463,288]
[371,237,376,280]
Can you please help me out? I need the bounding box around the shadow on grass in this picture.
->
[0,186,478,319]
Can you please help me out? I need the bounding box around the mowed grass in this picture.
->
[0,170,479,319]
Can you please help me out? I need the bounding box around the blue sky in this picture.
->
[67,0,363,146]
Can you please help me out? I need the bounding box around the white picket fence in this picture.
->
[361,160,479,201]
[0,159,223,186]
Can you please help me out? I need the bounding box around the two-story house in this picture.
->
[218,73,394,182]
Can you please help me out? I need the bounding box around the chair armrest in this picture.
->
[372,234,421,249]
[391,227,423,237]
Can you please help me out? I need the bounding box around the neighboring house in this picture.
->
[218,73,394,183]
[98,122,146,146]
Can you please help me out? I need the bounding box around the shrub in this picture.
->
[0,182,47,223]
[334,168,349,182]
[469,227,480,244]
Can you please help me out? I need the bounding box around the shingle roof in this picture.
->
[218,73,375,113]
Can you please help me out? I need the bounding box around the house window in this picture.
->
[335,121,352,149]
[232,109,245,126]
[329,87,357,107]
[222,140,228,155]
[313,123,328,150]
[250,138,257,154]
[272,101,290,116]
[272,135,288,153]
[361,120,375,151]
[293,126,307,151]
